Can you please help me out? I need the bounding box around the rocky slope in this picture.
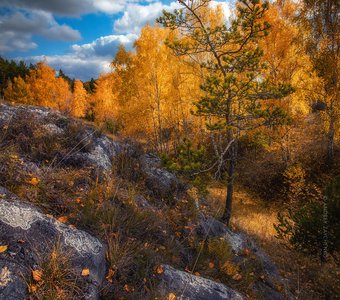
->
[0,103,293,299]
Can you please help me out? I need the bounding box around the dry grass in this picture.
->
[26,241,85,300]
[207,183,278,240]
[206,183,340,299]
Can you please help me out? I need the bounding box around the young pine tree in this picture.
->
[158,0,292,224]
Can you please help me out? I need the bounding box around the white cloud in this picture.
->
[0,31,37,52]
[71,34,137,58]
[0,9,81,53]
[113,1,231,35]
[114,1,181,34]
[5,0,232,80]
[20,54,112,81]
[0,0,149,16]
[211,1,231,21]
[17,33,137,80]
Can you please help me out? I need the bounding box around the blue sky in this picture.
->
[0,0,230,81]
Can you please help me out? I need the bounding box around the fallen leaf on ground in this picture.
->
[106,268,115,283]
[57,216,68,223]
[124,284,133,293]
[242,248,251,256]
[232,273,242,281]
[81,268,90,276]
[155,265,164,274]
[168,292,176,300]
[32,270,43,282]
[28,283,38,293]
[0,245,8,253]
[28,177,40,186]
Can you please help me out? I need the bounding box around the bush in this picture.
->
[283,163,306,202]
[275,177,340,259]
[162,138,209,193]
[162,138,207,176]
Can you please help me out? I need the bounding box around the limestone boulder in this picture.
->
[0,187,106,299]
[158,264,245,300]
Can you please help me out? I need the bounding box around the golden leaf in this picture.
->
[155,265,164,274]
[28,283,38,293]
[28,177,40,186]
[124,284,130,292]
[57,216,68,223]
[0,245,8,253]
[106,268,115,283]
[232,273,242,281]
[81,268,90,276]
[242,248,251,256]
[32,270,43,282]
[168,292,176,300]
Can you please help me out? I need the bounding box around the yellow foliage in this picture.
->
[261,1,321,117]
[26,62,71,110]
[4,76,32,104]
[71,80,88,118]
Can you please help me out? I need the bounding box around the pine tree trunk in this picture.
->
[222,154,235,226]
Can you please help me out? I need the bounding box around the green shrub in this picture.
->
[162,138,209,193]
[162,138,207,176]
[275,177,340,258]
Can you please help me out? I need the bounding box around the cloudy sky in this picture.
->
[0,0,231,81]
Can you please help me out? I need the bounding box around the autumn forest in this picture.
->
[0,0,339,299]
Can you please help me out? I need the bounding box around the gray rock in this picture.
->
[141,154,185,200]
[196,216,293,300]
[158,265,245,300]
[0,262,26,300]
[134,195,154,210]
[0,104,61,122]
[42,123,64,135]
[0,187,106,299]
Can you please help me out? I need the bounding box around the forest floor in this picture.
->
[206,183,340,299]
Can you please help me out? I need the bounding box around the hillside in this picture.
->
[0,103,302,299]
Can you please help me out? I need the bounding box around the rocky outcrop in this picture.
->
[0,103,184,199]
[158,265,245,300]
[197,216,293,300]
[0,187,106,299]
[0,103,293,299]
[140,154,186,200]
